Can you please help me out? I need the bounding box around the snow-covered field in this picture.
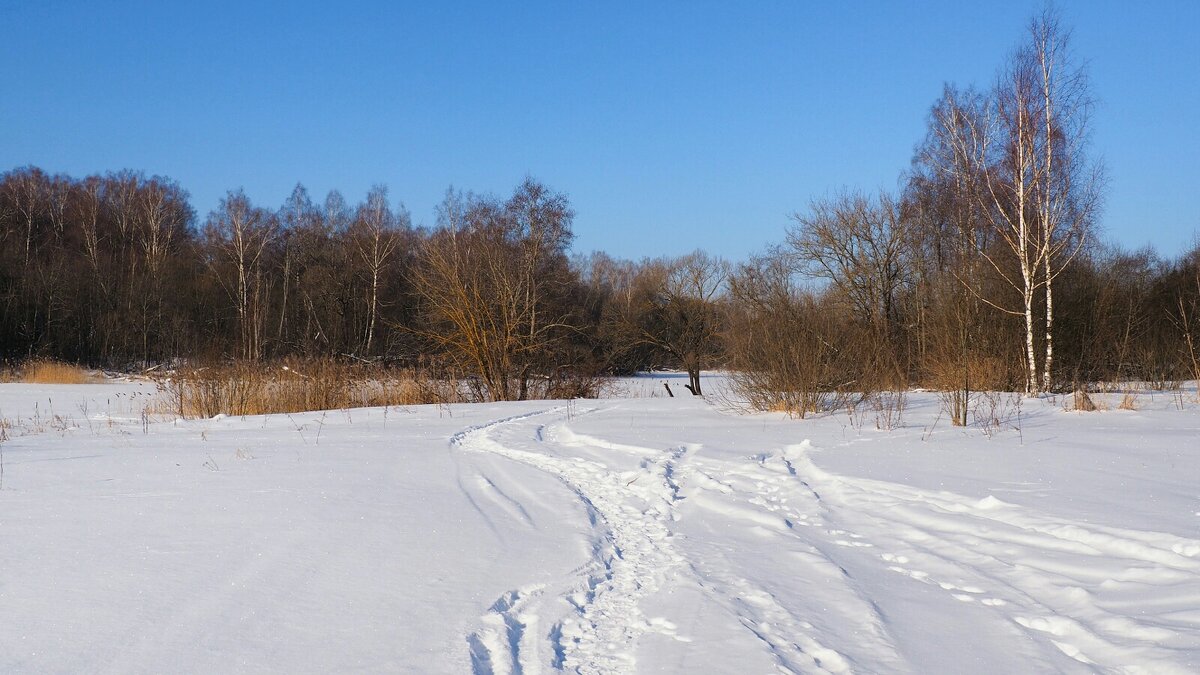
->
[1,377,1198,673]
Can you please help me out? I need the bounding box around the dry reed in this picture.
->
[159,359,467,419]
[19,360,98,384]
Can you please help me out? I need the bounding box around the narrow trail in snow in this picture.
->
[452,408,898,674]
[452,407,687,674]
[452,406,1200,674]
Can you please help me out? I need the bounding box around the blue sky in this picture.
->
[2,1,1197,260]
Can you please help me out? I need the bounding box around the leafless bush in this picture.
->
[869,390,907,430]
[725,254,860,417]
[974,391,1024,438]
[1146,376,1182,392]
[543,370,609,400]
[926,347,1021,426]
[1172,388,1188,411]
[937,389,968,427]
[457,369,608,403]
[159,356,607,418]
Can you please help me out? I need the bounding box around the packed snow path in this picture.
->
[450,400,1200,674]
[453,407,687,674]
[2,383,1199,673]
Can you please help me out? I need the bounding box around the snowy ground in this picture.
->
[1,378,1198,674]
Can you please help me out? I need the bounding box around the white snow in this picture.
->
[1,380,1198,673]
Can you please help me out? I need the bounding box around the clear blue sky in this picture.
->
[2,1,1197,261]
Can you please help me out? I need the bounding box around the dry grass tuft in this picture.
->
[1069,389,1109,412]
[159,359,468,419]
[19,360,98,384]
[1117,392,1139,410]
[1072,389,1097,411]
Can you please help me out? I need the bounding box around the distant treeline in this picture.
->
[2,12,1198,406]
[1,163,1195,401]
[0,168,712,398]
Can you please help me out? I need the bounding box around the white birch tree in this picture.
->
[348,185,408,356]
[1028,9,1102,391]
[205,189,279,360]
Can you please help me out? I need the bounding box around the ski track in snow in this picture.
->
[451,406,1200,674]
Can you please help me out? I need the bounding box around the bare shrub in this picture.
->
[1117,392,1139,410]
[926,355,981,427]
[1146,375,1182,392]
[927,345,1024,425]
[937,389,968,427]
[389,368,465,406]
[542,370,609,400]
[1173,388,1189,410]
[455,368,608,403]
[725,253,859,418]
[974,391,1024,438]
[870,390,907,430]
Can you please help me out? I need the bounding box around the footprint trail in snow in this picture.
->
[452,404,1200,674]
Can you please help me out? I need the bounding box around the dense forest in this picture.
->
[2,12,1198,409]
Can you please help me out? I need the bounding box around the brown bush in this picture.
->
[725,256,861,418]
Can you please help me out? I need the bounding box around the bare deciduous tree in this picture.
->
[787,190,912,386]
[610,251,727,395]
[910,85,995,422]
[132,176,191,361]
[932,10,1100,394]
[205,189,279,360]
[412,182,577,401]
[1028,9,1102,391]
[348,185,409,356]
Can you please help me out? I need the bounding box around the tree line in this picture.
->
[0,168,718,399]
[2,10,1197,405]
